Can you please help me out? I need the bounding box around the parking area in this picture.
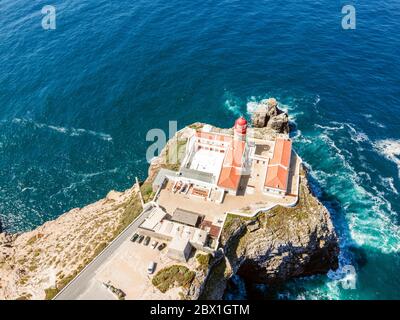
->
[78,234,180,300]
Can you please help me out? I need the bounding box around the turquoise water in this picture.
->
[1,1,399,299]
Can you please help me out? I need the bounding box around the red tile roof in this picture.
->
[264,165,289,191]
[264,138,292,191]
[217,140,246,190]
[270,138,292,168]
[209,225,221,238]
[223,140,246,167]
[217,166,242,190]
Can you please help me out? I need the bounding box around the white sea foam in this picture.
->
[47,125,68,134]
[363,113,386,128]
[384,177,399,195]
[314,94,320,105]
[271,105,399,298]
[314,123,344,131]
[290,128,302,141]
[303,130,400,254]
[50,168,118,199]
[222,91,243,117]
[11,118,113,142]
[76,168,118,179]
[373,139,400,177]
[346,123,369,143]
[246,101,259,114]
[21,186,37,193]
[225,101,242,116]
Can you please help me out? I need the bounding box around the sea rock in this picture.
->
[251,106,268,128]
[250,98,289,134]
[266,112,289,134]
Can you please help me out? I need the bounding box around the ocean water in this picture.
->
[1,0,399,299]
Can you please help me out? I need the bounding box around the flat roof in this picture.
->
[195,131,232,143]
[179,167,214,184]
[168,236,191,251]
[255,144,270,156]
[189,148,225,177]
[158,220,208,246]
[172,208,201,227]
[153,168,178,186]
[140,206,167,230]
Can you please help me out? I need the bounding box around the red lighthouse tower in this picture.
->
[234,117,247,141]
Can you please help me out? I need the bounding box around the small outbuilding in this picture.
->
[167,237,192,262]
[171,208,202,227]
[152,168,177,191]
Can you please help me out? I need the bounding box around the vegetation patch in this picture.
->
[26,233,44,246]
[140,182,155,203]
[196,253,212,273]
[259,181,312,232]
[44,287,59,300]
[221,214,251,245]
[222,175,314,244]
[188,123,204,130]
[152,265,195,293]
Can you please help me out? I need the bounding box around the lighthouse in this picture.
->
[234,117,247,141]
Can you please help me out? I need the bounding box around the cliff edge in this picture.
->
[199,165,339,299]
[0,99,339,300]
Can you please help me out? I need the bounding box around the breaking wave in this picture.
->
[305,122,400,253]
[10,118,113,142]
[223,91,243,117]
[373,139,400,177]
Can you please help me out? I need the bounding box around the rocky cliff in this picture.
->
[0,98,338,300]
[199,165,339,299]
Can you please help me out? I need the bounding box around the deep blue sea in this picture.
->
[1,0,399,299]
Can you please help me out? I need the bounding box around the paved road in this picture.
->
[55,205,152,300]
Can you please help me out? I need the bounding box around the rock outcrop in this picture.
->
[250,98,289,134]
[0,102,338,300]
[200,165,339,299]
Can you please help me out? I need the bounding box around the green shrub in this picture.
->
[196,253,212,272]
[152,265,195,293]
[44,287,59,300]
[140,183,155,203]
